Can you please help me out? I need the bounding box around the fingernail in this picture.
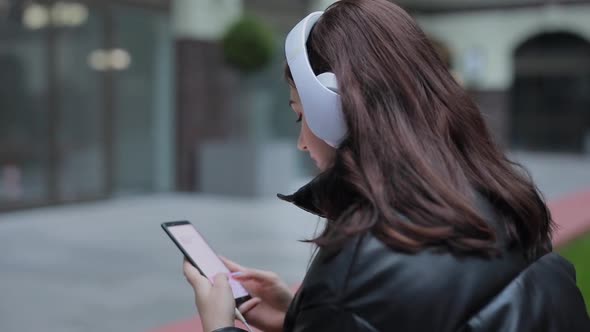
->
[231,272,243,277]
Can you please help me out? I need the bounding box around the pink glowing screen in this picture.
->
[167,224,249,299]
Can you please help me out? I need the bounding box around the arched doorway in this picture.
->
[511,32,590,152]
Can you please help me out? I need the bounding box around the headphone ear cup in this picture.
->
[316,72,339,94]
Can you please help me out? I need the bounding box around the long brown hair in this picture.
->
[286,0,553,258]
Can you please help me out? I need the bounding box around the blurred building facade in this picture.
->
[0,0,589,210]
[412,0,590,153]
[0,0,174,210]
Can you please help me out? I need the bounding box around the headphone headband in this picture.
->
[285,11,347,147]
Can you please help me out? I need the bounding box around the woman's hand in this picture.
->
[222,257,295,332]
[183,259,235,332]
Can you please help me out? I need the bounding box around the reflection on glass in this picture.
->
[0,11,49,206]
[56,7,105,200]
[113,6,173,193]
[0,2,173,209]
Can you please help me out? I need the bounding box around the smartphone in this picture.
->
[161,220,251,306]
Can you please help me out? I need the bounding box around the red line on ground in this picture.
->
[147,315,254,332]
[549,190,590,248]
[147,316,201,332]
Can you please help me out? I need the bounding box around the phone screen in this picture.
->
[166,223,249,299]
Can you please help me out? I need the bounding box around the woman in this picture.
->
[183,1,590,331]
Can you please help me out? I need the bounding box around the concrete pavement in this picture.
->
[0,194,319,332]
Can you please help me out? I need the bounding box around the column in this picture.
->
[172,0,242,191]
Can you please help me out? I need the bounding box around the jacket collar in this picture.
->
[277,176,327,218]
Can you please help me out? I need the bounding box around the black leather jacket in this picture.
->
[216,182,590,332]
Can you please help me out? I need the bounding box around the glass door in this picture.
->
[55,3,107,200]
[0,1,172,211]
[0,3,51,208]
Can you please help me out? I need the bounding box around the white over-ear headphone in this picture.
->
[285,11,347,148]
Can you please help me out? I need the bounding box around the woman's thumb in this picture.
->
[238,297,262,315]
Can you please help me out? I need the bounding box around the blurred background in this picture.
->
[0,0,588,331]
